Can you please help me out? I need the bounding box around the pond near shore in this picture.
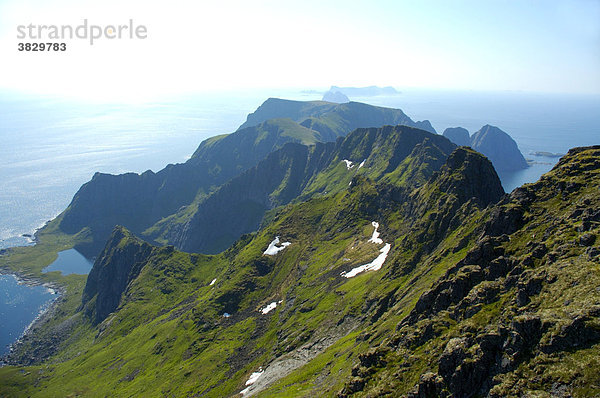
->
[1,248,92,357]
[42,248,93,275]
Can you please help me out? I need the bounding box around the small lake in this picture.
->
[42,248,93,275]
[0,274,56,356]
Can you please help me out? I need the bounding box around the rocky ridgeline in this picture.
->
[339,146,600,397]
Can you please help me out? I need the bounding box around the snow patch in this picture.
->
[260,302,278,314]
[263,237,291,256]
[342,159,354,169]
[341,243,391,278]
[368,221,383,245]
[209,278,217,286]
[241,368,264,395]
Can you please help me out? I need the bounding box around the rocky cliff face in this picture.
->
[442,125,528,173]
[443,127,470,146]
[60,118,320,256]
[81,226,155,324]
[169,142,337,254]
[429,146,505,208]
[470,124,529,172]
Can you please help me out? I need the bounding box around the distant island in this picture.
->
[321,85,400,99]
[322,90,349,103]
[530,151,564,158]
[443,125,529,172]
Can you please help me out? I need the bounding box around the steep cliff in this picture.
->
[443,126,470,146]
[470,124,529,172]
[80,226,155,324]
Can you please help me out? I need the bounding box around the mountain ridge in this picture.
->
[1,133,598,396]
[148,125,457,254]
[57,99,443,258]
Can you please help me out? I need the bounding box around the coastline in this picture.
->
[0,225,66,366]
[0,269,64,367]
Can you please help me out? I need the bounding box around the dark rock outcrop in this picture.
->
[443,127,470,147]
[470,125,528,172]
[430,147,505,208]
[81,226,154,325]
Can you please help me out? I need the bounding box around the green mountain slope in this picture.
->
[57,99,436,258]
[238,98,436,137]
[1,144,598,397]
[337,146,600,397]
[0,142,503,396]
[145,125,456,254]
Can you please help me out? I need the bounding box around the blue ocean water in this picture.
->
[352,89,600,191]
[0,274,56,356]
[0,90,273,249]
[42,249,93,276]
[0,87,598,356]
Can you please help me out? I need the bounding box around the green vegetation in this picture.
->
[0,102,597,397]
[57,99,427,260]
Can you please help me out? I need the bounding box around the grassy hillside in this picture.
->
[0,145,507,396]
[1,132,597,396]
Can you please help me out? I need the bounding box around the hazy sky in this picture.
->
[0,0,599,100]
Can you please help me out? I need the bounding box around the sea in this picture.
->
[1,87,599,356]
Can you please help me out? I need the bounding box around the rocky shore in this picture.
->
[0,267,63,367]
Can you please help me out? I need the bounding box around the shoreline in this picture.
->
[0,218,50,250]
[0,270,64,367]
[0,272,64,367]
[0,224,66,366]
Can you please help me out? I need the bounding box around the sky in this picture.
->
[0,0,599,100]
